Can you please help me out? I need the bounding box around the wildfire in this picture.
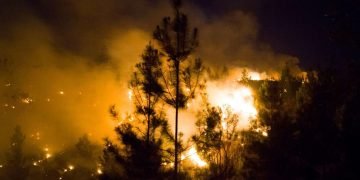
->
[248,71,261,80]
[208,84,257,129]
[182,147,207,167]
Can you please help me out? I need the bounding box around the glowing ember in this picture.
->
[59,91,64,95]
[182,147,207,167]
[36,132,40,140]
[128,90,132,100]
[45,153,52,159]
[255,127,269,137]
[68,165,74,170]
[97,168,103,174]
[21,97,33,104]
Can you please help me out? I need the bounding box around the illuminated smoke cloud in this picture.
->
[0,0,300,151]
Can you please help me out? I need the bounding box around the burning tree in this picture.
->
[101,125,165,179]
[192,104,243,179]
[100,44,174,179]
[101,0,203,177]
[153,0,203,176]
[129,44,167,144]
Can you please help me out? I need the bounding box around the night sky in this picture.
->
[195,0,360,68]
[3,0,358,68]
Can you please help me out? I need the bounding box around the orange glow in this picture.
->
[128,90,132,101]
[208,84,257,129]
[45,153,52,159]
[249,71,261,80]
[255,127,269,137]
[21,97,33,104]
[182,146,207,167]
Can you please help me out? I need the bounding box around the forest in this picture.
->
[1,0,360,179]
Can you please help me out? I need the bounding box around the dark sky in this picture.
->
[2,0,358,69]
[194,0,360,69]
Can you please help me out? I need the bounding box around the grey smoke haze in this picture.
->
[0,0,299,151]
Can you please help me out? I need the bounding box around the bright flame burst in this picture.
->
[248,72,261,80]
[125,71,262,168]
[208,84,257,129]
[181,147,207,167]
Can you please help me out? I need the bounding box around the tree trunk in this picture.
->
[147,94,151,144]
[174,59,180,178]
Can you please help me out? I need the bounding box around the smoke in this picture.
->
[197,11,300,76]
[0,0,300,151]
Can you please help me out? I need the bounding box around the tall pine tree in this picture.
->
[153,0,202,176]
[101,44,173,179]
